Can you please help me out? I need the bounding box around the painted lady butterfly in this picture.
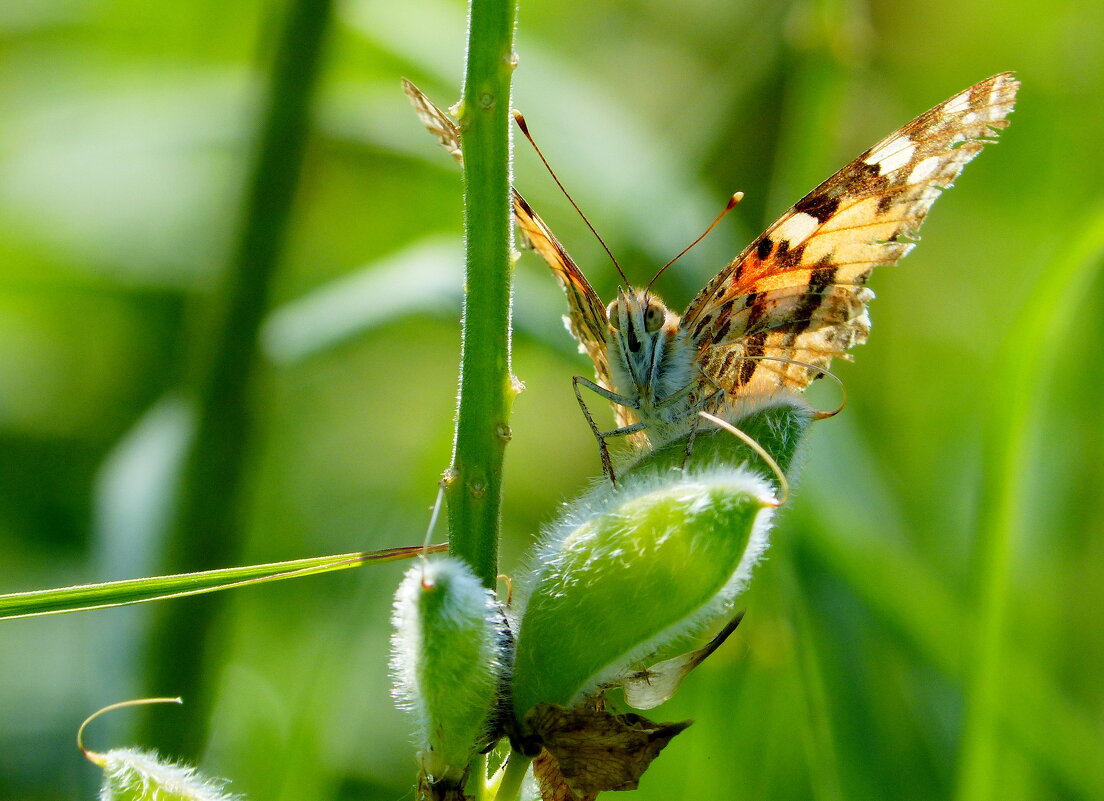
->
[405,74,1018,481]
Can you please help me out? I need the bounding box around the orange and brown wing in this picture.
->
[402,78,463,165]
[682,72,1019,399]
[511,191,614,397]
[403,79,615,396]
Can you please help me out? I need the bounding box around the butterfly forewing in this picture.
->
[682,72,1019,400]
[512,193,617,400]
[403,78,464,165]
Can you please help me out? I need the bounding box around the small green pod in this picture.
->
[390,557,505,782]
[511,464,776,724]
[96,748,234,801]
[511,399,813,726]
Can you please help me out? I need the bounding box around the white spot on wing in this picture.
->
[864,134,916,175]
[943,91,971,114]
[774,212,820,246]
[907,156,940,185]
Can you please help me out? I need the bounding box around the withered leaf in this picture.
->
[619,611,745,710]
[417,774,469,801]
[526,702,692,797]
[533,748,596,801]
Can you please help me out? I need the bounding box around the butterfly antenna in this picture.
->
[647,192,743,292]
[513,111,630,286]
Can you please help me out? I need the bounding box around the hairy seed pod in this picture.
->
[96,748,235,801]
[391,557,505,782]
[511,399,812,726]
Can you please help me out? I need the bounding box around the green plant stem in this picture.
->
[955,206,1104,801]
[493,753,532,801]
[140,0,333,756]
[445,0,520,587]
[467,753,489,801]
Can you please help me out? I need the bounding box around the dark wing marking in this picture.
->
[682,72,1019,398]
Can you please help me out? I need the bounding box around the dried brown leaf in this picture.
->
[526,702,691,797]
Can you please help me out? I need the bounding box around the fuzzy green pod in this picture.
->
[511,465,776,723]
[96,748,236,801]
[391,557,505,782]
[511,399,813,724]
[624,396,813,480]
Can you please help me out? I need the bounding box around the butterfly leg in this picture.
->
[680,388,726,469]
[639,376,722,469]
[573,376,645,484]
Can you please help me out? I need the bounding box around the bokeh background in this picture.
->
[2,0,1102,798]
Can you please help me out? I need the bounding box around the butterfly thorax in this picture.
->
[606,288,701,440]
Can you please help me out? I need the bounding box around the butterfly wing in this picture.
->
[682,72,1019,400]
[403,78,464,165]
[403,80,618,411]
[511,193,616,397]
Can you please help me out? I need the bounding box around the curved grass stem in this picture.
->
[141,0,334,755]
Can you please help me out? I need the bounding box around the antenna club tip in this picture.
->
[728,191,745,207]
[512,111,529,133]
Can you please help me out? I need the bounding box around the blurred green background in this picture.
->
[2,0,1102,798]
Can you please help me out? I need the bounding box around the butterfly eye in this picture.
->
[606,300,621,330]
[644,303,665,333]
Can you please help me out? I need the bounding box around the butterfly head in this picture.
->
[606,288,679,394]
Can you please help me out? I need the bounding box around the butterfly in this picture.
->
[405,74,1019,482]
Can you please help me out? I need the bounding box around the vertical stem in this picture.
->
[493,754,533,801]
[445,0,520,587]
[141,0,332,755]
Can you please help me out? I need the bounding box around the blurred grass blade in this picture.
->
[761,0,857,221]
[0,545,445,621]
[262,237,463,363]
[94,396,194,582]
[91,395,195,721]
[260,237,581,363]
[142,0,334,755]
[957,205,1104,801]
[802,409,1104,800]
[802,484,1104,800]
